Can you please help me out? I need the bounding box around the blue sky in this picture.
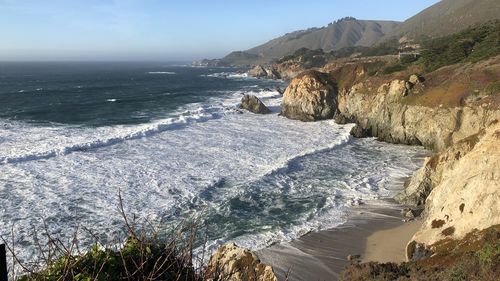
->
[0,0,440,61]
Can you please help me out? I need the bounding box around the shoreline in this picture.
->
[258,201,420,281]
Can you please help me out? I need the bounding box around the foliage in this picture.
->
[476,242,500,265]
[382,64,407,75]
[17,236,201,281]
[448,265,466,281]
[420,20,500,72]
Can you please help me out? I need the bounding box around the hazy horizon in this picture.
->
[1,0,440,62]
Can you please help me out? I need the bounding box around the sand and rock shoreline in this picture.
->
[211,56,500,280]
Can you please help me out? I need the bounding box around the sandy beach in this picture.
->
[258,202,421,281]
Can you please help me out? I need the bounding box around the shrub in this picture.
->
[476,242,500,265]
[420,20,500,72]
[383,64,407,74]
[448,265,466,281]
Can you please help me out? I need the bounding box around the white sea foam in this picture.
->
[148,71,176,75]
[0,89,426,266]
[204,72,250,79]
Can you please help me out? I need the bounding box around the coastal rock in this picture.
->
[396,132,483,206]
[275,87,284,96]
[281,70,339,121]
[338,80,500,151]
[248,65,281,80]
[240,94,272,114]
[409,74,423,85]
[205,243,278,281]
[406,121,500,259]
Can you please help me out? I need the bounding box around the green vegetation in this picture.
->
[277,39,400,68]
[448,265,466,281]
[484,81,500,96]
[5,195,207,281]
[382,64,407,74]
[15,233,203,281]
[420,20,500,72]
[278,48,329,68]
[476,241,500,264]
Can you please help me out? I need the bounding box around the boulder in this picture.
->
[409,74,424,85]
[205,243,278,281]
[240,95,272,114]
[281,70,339,121]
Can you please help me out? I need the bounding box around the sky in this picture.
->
[0,0,440,61]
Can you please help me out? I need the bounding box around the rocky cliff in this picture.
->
[406,120,500,259]
[277,55,500,265]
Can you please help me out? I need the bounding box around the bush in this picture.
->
[383,64,407,74]
[448,265,467,281]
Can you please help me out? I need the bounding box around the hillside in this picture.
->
[219,18,400,66]
[389,0,500,39]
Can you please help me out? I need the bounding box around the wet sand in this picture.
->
[258,202,421,281]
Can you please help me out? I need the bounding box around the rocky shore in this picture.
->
[208,54,499,280]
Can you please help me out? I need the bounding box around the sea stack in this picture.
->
[281,70,339,121]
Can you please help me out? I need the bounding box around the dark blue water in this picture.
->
[0,62,280,126]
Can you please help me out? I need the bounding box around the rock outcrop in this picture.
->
[281,70,339,121]
[338,79,500,151]
[205,243,278,281]
[406,121,500,260]
[248,65,281,80]
[240,95,272,114]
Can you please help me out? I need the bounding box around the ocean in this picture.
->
[0,62,425,263]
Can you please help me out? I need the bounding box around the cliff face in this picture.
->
[406,121,500,259]
[338,80,500,152]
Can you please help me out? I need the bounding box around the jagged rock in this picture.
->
[334,114,355,125]
[275,87,284,96]
[407,121,500,258]
[240,95,272,114]
[406,241,433,262]
[248,65,268,78]
[248,65,281,80]
[396,130,486,206]
[350,124,372,138]
[401,208,423,219]
[205,243,278,281]
[281,70,339,121]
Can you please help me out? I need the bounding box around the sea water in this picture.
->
[0,62,425,263]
